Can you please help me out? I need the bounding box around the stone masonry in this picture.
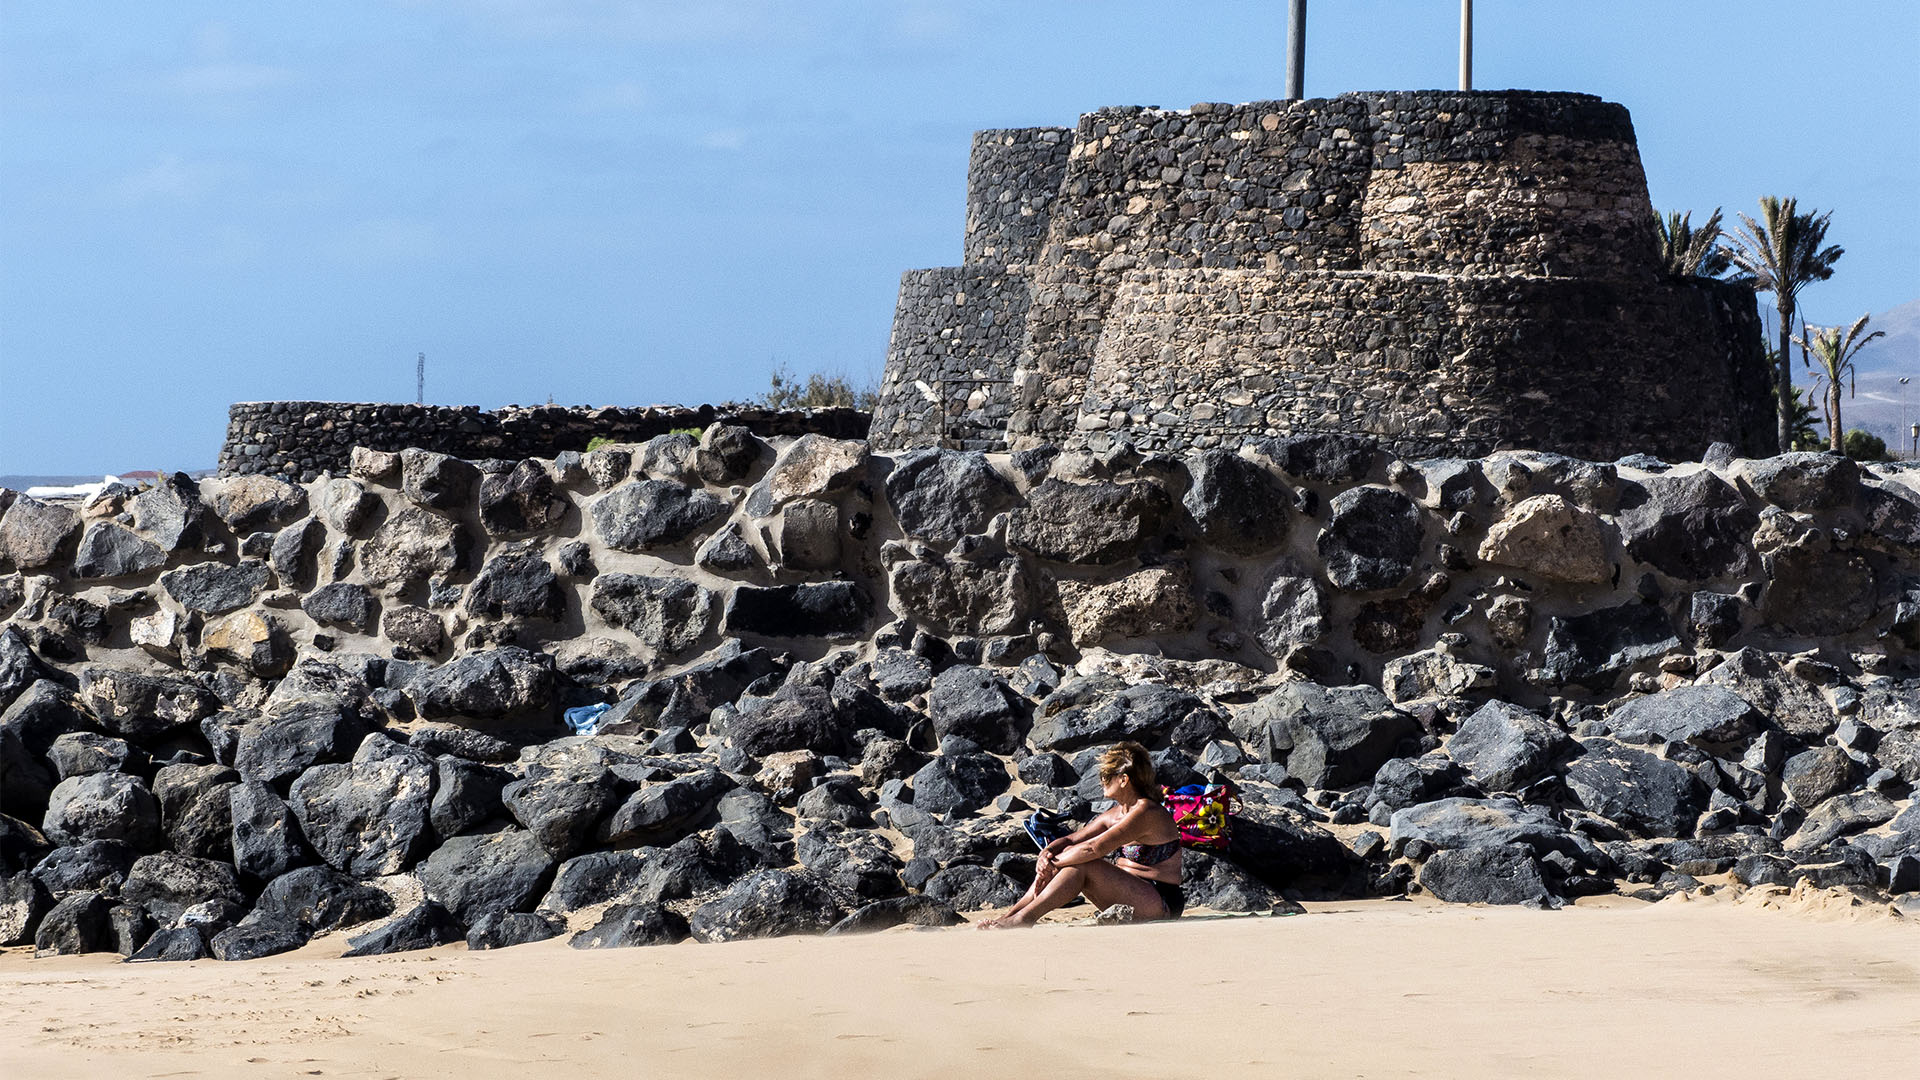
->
[871,90,1774,461]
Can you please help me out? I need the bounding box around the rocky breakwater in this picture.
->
[1,432,1918,961]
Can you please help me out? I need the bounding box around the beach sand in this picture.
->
[2,891,1915,1080]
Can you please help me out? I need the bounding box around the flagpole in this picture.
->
[1286,0,1306,100]
[1459,0,1473,91]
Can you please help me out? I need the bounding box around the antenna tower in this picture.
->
[416,353,425,405]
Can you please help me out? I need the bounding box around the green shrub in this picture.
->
[760,363,878,410]
[585,436,616,452]
[1842,429,1890,462]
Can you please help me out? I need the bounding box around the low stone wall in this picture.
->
[2,433,1915,958]
[218,401,870,483]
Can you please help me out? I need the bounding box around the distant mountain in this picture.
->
[1798,297,1919,454]
[0,474,102,492]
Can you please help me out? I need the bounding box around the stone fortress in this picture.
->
[870,90,1775,462]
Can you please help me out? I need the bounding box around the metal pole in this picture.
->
[1286,0,1306,100]
[1459,0,1473,91]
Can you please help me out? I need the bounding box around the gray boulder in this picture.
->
[468,910,567,950]
[1259,433,1378,483]
[1232,682,1417,788]
[429,756,509,840]
[129,473,207,552]
[301,582,376,632]
[1618,470,1758,581]
[827,896,965,934]
[254,865,392,933]
[748,434,868,512]
[599,768,735,848]
[46,732,142,781]
[1446,701,1568,793]
[887,550,1036,638]
[538,850,650,913]
[687,869,845,943]
[1316,486,1424,591]
[0,871,52,946]
[1760,544,1877,636]
[0,496,80,569]
[1418,844,1556,906]
[228,779,311,881]
[1387,797,1580,858]
[589,574,715,657]
[1253,564,1329,654]
[1742,453,1859,512]
[233,699,367,785]
[206,474,308,533]
[1008,478,1172,565]
[1695,648,1836,740]
[152,763,238,860]
[569,903,689,949]
[1563,739,1708,838]
[479,459,568,537]
[590,479,728,551]
[922,864,1023,911]
[120,853,245,924]
[34,891,115,955]
[885,449,1014,543]
[43,773,162,850]
[1606,686,1759,748]
[269,517,324,587]
[501,762,627,857]
[0,631,58,714]
[726,685,852,757]
[1182,449,1291,555]
[71,522,165,579]
[399,448,478,511]
[1030,682,1210,755]
[1784,792,1897,854]
[208,915,309,961]
[416,829,556,924]
[160,561,270,614]
[341,901,465,957]
[1782,746,1856,809]
[929,666,1028,754]
[908,749,1008,817]
[315,477,378,534]
[28,839,135,898]
[77,667,215,741]
[796,820,903,899]
[466,551,564,621]
[396,647,555,721]
[288,742,435,877]
[1535,601,1680,692]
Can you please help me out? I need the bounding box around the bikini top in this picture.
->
[1114,839,1181,866]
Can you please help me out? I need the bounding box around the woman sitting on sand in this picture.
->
[979,741,1183,929]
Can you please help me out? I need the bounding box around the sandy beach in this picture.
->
[3,892,1914,1080]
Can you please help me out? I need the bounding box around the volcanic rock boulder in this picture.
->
[885,449,1015,543]
[1476,495,1612,584]
[229,779,311,881]
[393,647,555,722]
[42,773,162,851]
[1181,449,1291,555]
[1563,739,1708,838]
[1009,478,1171,565]
[288,743,435,877]
[360,508,470,594]
[1316,487,1424,591]
[687,869,844,943]
[589,574,715,657]
[1606,686,1758,748]
[570,903,689,949]
[591,479,728,551]
[1232,683,1417,788]
[1618,471,1758,581]
[0,496,80,570]
[479,459,568,537]
[724,582,871,639]
[416,829,556,924]
[1445,702,1569,793]
[160,561,270,615]
[928,666,1028,754]
[1418,844,1556,906]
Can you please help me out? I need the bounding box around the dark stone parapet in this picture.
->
[218,402,871,481]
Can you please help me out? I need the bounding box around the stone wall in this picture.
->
[869,267,1030,452]
[219,401,870,483]
[963,127,1074,266]
[876,90,1774,462]
[3,433,1917,955]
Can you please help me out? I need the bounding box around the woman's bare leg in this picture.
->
[990,865,1089,928]
[1078,861,1171,920]
[977,870,1050,928]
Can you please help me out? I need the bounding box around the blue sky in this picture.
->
[2,0,1915,474]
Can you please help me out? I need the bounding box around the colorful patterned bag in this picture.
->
[1162,783,1238,851]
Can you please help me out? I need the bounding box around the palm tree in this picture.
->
[1654,208,1733,278]
[1726,196,1844,451]
[1784,383,1823,451]
[1798,314,1885,453]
